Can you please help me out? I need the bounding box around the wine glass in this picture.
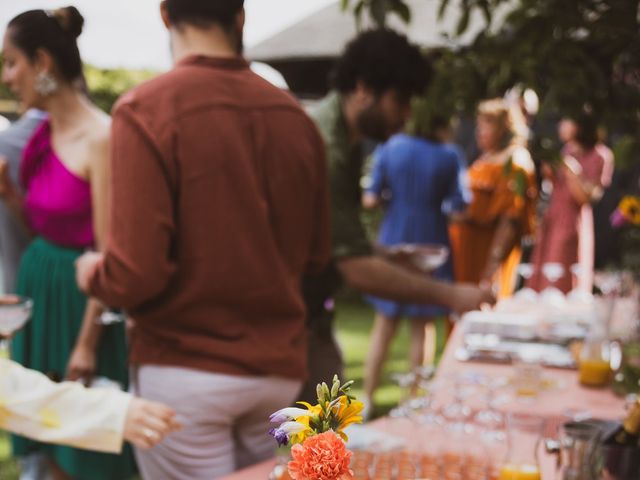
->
[567,264,594,303]
[0,294,33,356]
[98,309,126,325]
[541,262,566,306]
[514,263,538,301]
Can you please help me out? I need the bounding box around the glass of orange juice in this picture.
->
[499,463,541,480]
[500,413,543,480]
[578,330,611,387]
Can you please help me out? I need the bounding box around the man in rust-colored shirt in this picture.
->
[76,1,329,478]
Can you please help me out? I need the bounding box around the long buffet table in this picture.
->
[221,324,627,480]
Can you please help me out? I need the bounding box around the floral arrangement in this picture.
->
[611,195,640,278]
[611,195,640,228]
[269,375,364,480]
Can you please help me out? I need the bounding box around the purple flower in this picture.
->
[269,407,312,424]
[269,427,289,446]
[611,209,630,228]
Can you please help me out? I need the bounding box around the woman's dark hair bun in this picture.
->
[52,6,84,39]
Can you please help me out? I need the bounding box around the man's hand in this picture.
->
[123,398,182,449]
[75,252,103,294]
[449,283,496,314]
[0,156,15,200]
[65,343,97,385]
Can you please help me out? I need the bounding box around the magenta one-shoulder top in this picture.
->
[20,120,94,249]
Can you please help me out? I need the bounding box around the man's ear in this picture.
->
[160,0,171,29]
[236,8,246,33]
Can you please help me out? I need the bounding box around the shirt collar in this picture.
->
[177,55,249,70]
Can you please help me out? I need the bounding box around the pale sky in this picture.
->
[0,0,336,71]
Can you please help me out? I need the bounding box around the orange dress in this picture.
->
[449,152,537,297]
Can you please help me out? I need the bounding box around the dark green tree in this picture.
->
[340,0,411,28]
[0,58,156,114]
[342,0,640,164]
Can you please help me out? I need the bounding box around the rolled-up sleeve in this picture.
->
[0,359,130,453]
[89,102,177,309]
[305,125,332,274]
[330,152,372,260]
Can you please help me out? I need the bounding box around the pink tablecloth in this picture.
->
[436,325,625,420]
[222,325,626,480]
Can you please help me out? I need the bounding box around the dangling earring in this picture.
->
[35,71,58,96]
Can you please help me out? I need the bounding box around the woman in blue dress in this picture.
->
[362,118,469,410]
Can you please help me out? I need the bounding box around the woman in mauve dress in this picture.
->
[528,114,606,293]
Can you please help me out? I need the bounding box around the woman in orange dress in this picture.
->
[449,99,537,297]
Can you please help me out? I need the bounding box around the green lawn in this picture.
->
[0,298,435,478]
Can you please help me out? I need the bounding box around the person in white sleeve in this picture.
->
[0,357,181,453]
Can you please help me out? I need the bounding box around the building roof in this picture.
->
[247,0,504,62]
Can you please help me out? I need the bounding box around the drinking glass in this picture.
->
[500,413,544,480]
[514,263,538,300]
[511,352,543,400]
[0,294,33,356]
[98,308,126,325]
[541,263,566,305]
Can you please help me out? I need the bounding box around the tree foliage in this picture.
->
[84,65,156,113]
[0,57,156,114]
[342,0,640,140]
[340,0,411,28]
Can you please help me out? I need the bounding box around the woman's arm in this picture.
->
[0,358,180,452]
[564,167,602,205]
[480,215,519,284]
[66,130,110,383]
[0,158,32,237]
[362,147,387,210]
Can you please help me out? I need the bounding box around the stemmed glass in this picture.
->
[568,264,594,303]
[0,294,33,356]
[541,262,566,305]
[440,373,478,478]
[514,263,538,300]
[98,306,126,325]
[475,376,510,479]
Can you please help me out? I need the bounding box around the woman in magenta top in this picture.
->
[0,8,133,479]
[528,114,605,293]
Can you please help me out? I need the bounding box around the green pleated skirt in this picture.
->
[11,238,135,480]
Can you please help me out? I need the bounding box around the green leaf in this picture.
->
[479,0,492,25]
[514,171,527,198]
[354,1,365,30]
[391,0,412,24]
[340,0,351,11]
[371,0,390,27]
[438,0,451,20]
[502,158,513,176]
[456,8,471,36]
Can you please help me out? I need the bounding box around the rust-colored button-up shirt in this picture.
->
[90,56,331,380]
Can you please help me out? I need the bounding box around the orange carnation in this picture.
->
[288,431,354,480]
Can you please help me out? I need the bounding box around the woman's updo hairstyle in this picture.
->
[7,6,84,83]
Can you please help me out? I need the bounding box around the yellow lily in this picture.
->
[332,395,364,441]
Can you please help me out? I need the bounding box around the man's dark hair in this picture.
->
[332,29,431,98]
[573,112,599,151]
[164,0,244,29]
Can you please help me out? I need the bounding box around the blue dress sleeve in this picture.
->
[442,145,471,215]
[366,145,388,196]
